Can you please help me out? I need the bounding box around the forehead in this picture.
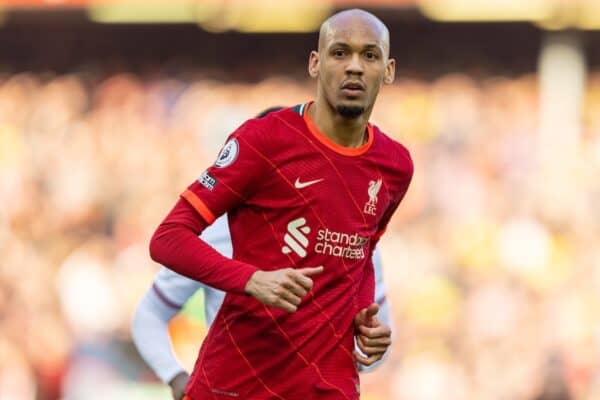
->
[322,18,387,50]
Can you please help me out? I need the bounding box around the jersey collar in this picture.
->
[301,101,374,157]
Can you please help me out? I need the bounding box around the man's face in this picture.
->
[309,19,395,119]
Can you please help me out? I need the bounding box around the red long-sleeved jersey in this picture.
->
[150,103,413,399]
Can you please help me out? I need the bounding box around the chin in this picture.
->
[336,103,365,119]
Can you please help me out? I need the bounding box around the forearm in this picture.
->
[131,290,186,383]
[149,198,257,294]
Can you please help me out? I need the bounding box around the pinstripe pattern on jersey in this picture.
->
[200,366,219,400]
[221,312,287,399]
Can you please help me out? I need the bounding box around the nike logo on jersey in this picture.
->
[294,177,324,189]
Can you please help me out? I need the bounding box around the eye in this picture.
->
[365,51,378,60]
[333,49,346,58]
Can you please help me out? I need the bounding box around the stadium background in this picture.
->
[1,0,600,399]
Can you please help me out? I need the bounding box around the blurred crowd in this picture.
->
[1,68,600,400]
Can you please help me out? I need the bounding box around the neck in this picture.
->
[309,99,371,148]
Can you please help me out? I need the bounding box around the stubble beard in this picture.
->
[336,104,365,119]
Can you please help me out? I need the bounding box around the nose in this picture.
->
[345,53,364,75]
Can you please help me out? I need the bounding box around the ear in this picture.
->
[308,50,319,78]
[383,58,395,85]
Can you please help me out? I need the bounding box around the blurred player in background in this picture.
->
[149,9,412,399]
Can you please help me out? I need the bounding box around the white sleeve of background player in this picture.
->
[357,246,393,373]
[200,214,233,258]
[131,287,187,383]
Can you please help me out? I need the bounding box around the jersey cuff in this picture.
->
[162,367,188,385]
[181,189,216,225]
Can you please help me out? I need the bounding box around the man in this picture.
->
[133,214,391,400]
[150,9,413,399]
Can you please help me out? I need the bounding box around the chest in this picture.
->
[249,148,394,237]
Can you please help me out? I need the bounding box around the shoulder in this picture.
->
[229,106,303,150]
[252,105,305,135]
[371,124,414,177]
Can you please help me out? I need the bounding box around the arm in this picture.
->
[150,197,322,311]
[149,197,258,294]
[132,266,204,381]
[149,121,267,288]
[131,286,186,384]
[150,124,268,293]
[132,285,195,400]
[197,215,231,326]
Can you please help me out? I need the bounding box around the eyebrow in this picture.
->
[328,42,383,51]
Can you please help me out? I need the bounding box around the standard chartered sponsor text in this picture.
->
[314,228,368,260]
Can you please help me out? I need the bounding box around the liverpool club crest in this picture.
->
[363,178,382,215]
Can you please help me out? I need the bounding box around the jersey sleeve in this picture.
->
[181,119,271,224]
[150,198,258,294]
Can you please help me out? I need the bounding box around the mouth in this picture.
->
[340,81,366,97]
